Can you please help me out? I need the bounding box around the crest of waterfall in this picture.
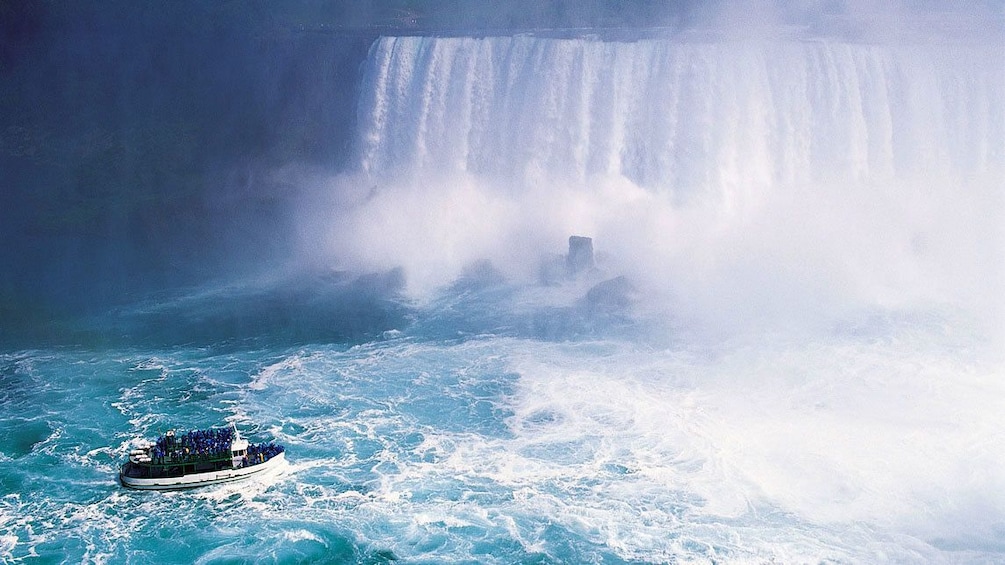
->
[358,36,1002,203]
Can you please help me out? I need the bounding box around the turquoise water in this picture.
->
[2,304,1002,562]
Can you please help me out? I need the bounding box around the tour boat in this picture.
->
[119,424,285,490]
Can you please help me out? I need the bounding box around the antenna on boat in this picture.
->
[231,422,241,442]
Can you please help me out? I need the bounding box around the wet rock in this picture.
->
[566,235,595,276]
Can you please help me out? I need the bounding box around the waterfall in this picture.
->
[328,34,1003,311]
[357,36,1003,200]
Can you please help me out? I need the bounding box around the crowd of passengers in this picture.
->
[150,428,234,463]
[148,428,283,467]
[242,442,285,467]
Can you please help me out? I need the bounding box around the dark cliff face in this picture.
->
[0,3,375,341]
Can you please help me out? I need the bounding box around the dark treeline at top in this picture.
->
[1,1,702,40]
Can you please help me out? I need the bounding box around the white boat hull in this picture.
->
[120,451,285,491]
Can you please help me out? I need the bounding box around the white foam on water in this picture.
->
[247,353,308,391]
[7,333,1001,562]
[289,331,1005,562]
[0,534,16,560]
[509,334,1005,560]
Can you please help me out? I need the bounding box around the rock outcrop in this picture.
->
[566,235,595,276]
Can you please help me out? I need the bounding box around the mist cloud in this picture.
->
[294,32,1003,341]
